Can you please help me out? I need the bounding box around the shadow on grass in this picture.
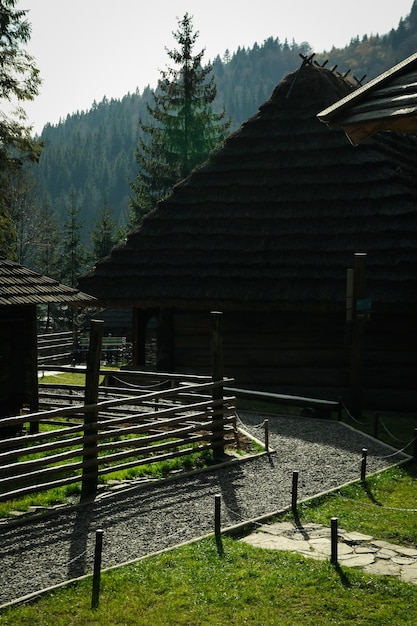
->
[333,562,352,588]
[361,479,383,507]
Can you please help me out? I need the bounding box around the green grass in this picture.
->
[0,447,218,518]
[288,460,417,547]
[1,537,416,625]
[1,461,417,625]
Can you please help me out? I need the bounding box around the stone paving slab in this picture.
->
[240,521,417,584]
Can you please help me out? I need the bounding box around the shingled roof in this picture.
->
[318,52,417,144]
[79,63,417,311]
[0,258,95,306]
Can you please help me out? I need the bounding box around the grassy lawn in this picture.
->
[1,462,416,625]
[290,461,417,547]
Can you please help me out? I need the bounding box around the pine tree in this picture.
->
[60,191,86,288]
[89,202,119,263]
[129,13,230,226]
[0,0,42,258]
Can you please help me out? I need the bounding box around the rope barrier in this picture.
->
[341,399,367,425]
[234,411,266,430]
[379,419,411,444]
[376,438,416,460]
[339,495,417,514]
[109,375,171,390]
[66,549,88,566]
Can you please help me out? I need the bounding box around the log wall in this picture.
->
[171,308,416,411]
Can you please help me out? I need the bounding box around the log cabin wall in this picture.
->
[362,311,417,410]
[171,308,416,411]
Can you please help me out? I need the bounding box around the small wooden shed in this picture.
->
[0,258,94,433]
[79,61,417,412]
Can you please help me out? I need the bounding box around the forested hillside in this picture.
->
[27,1,417,263]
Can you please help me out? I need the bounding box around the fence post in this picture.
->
[81,320,104,502]
[330,517,338,565]
[291,470,299,514]
[210,311,225,460]
[361,448,368,483]
[214,494,222,538]
[91,529,104,609]
[264,419,269,453]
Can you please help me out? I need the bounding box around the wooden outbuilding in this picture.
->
[0,258,94,433]
[79,60,417,413]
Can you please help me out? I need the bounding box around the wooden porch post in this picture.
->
[211,311,225,459]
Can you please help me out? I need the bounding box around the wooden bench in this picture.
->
[73,336,131,365]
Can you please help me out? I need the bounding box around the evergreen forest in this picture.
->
[20,1,417,278]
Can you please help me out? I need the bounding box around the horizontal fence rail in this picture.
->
[0,371,236,504]
[37,331,74,365]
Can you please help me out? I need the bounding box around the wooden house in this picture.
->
[79,60,417,412]
[0,258,94,433]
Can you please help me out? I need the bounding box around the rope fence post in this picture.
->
[214,494,221,539]
[264,419,269,453]
[361,448,368,483]
[291,470,299,514]
[91,529,104,610]
[330,517,338,565]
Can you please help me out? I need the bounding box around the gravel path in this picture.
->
[0,412,411,607]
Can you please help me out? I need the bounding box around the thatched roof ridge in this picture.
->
[80,63,417,310]
[0,258,95,306]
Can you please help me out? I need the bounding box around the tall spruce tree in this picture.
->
[89,202,119,263]
[60,191,86,288]
[0,0,42,258]
[129,13,230,226]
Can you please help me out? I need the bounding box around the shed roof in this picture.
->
[0,258,96,306]
[79,63,417,311]
[317,52,417,144]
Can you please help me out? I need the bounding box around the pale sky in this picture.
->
[16,0,415,134]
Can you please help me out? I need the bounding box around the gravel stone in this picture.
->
[0,411,410,607]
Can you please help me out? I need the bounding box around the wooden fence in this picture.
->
[37,331,74,366]
[37,331,133,367]
[0,371,235,504]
